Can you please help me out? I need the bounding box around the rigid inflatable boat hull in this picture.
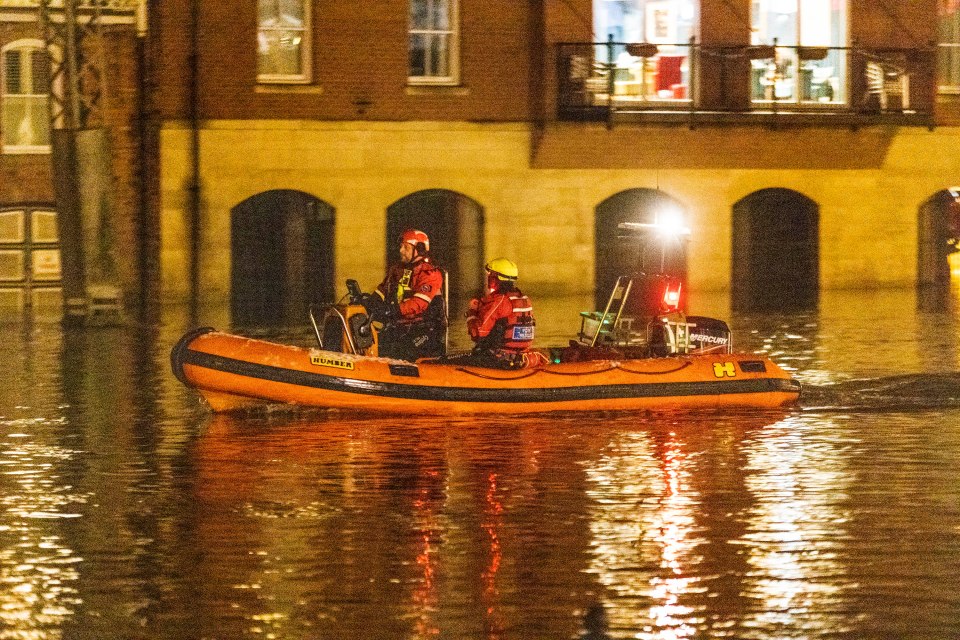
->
[172,329,801,414]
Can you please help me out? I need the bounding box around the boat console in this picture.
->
[564,219,732,361]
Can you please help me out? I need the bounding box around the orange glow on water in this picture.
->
[412,470,441,638]
[482,473,504,637]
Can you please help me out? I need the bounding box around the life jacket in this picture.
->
[499,291,535,352]
[377,258,444,325]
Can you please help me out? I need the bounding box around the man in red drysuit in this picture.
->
[364,228,446,361]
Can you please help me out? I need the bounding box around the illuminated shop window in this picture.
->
[940,0,960,92]
[750,0,847,105]
[257,0,311,83]
[2,40,51,153]
[409,0,459,84]
[592,0,697,102]
[594,0,696,45]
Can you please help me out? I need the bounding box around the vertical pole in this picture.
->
[44,0,88,322]
[64,0,81,130]
[135,0,151,318]
[187,0,202,322]
[93,1,109,125]
[606,34,615,130]
[688,36,696,129]
[771,37,779,128]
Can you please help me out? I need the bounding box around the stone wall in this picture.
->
[158,120,960,302]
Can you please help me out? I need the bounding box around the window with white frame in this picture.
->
[940,0,960,91]
[257,0,311,83]
[409,0,459,84]
[2,40,51,153]
[751,0,847,105]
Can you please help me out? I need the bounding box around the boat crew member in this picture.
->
[465,258,537,369]
[364,228,446,361]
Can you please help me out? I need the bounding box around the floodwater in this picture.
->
[1,288,960,640]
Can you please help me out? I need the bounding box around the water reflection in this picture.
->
[0,426,84,637]
[582,413,796,639]
[585,427,700,639]
[0,288,958,639]
[738,416,854,637]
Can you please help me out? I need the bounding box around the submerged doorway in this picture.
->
[732,188,819,312]
[918,189,960,288]
[594,188,688,310]
[231,190,335,326]
[385,189,485,299]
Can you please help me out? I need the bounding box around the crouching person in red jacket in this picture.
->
[464,258,537,369]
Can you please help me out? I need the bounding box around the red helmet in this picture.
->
[400,228,429,252]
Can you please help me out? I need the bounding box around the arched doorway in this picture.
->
[231,190,335,326]
[594,188,688,309]
[385,189,484,299]
[732,188,819,312]
[918,189,960,288]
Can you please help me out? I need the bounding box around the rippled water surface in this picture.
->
[2,289,960,639]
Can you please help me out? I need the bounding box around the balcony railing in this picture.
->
[0,0,138,7]
[557,38,935,128]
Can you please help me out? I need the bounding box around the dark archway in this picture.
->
[732,188,819,312]
[918,189,960,288]
[386,189,485,299]
[594,189,688,310]
[231,190,335,327]
[917,189,960,312]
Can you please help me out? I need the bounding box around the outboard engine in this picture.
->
[686,315,732,354]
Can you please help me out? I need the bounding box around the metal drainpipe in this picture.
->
[187,0,201,322]
[135,0,150,318]
[606,34,615,130]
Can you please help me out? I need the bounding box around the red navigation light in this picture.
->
[663,280,682,311]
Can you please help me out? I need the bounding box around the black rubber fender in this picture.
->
[170,326,216,385]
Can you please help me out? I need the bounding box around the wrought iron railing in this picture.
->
[557,38,934,126]
[558,37,696,111]
[0,0,137,9]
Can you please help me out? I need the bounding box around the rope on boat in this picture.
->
[616,360,693,375]
[454,367,543,380]
[537,365,617,376]
[455,358,693,380]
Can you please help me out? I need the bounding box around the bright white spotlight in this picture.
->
[654,206,691,238]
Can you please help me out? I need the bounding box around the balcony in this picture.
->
[557,39,935,129]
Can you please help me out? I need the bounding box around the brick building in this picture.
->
[0,0,143,316]
[9,1,960,322]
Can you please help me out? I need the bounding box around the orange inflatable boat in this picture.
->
[171,327,801,414]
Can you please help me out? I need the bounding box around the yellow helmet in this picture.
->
[485,257,519,281]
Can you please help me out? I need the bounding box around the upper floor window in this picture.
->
[751,0,847,105]
[590,0,697,103]
[594,0,696,46]
[2,40,51,154]
[409,0,459,85]
[939,0,960,92]
[257,0,311,83]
